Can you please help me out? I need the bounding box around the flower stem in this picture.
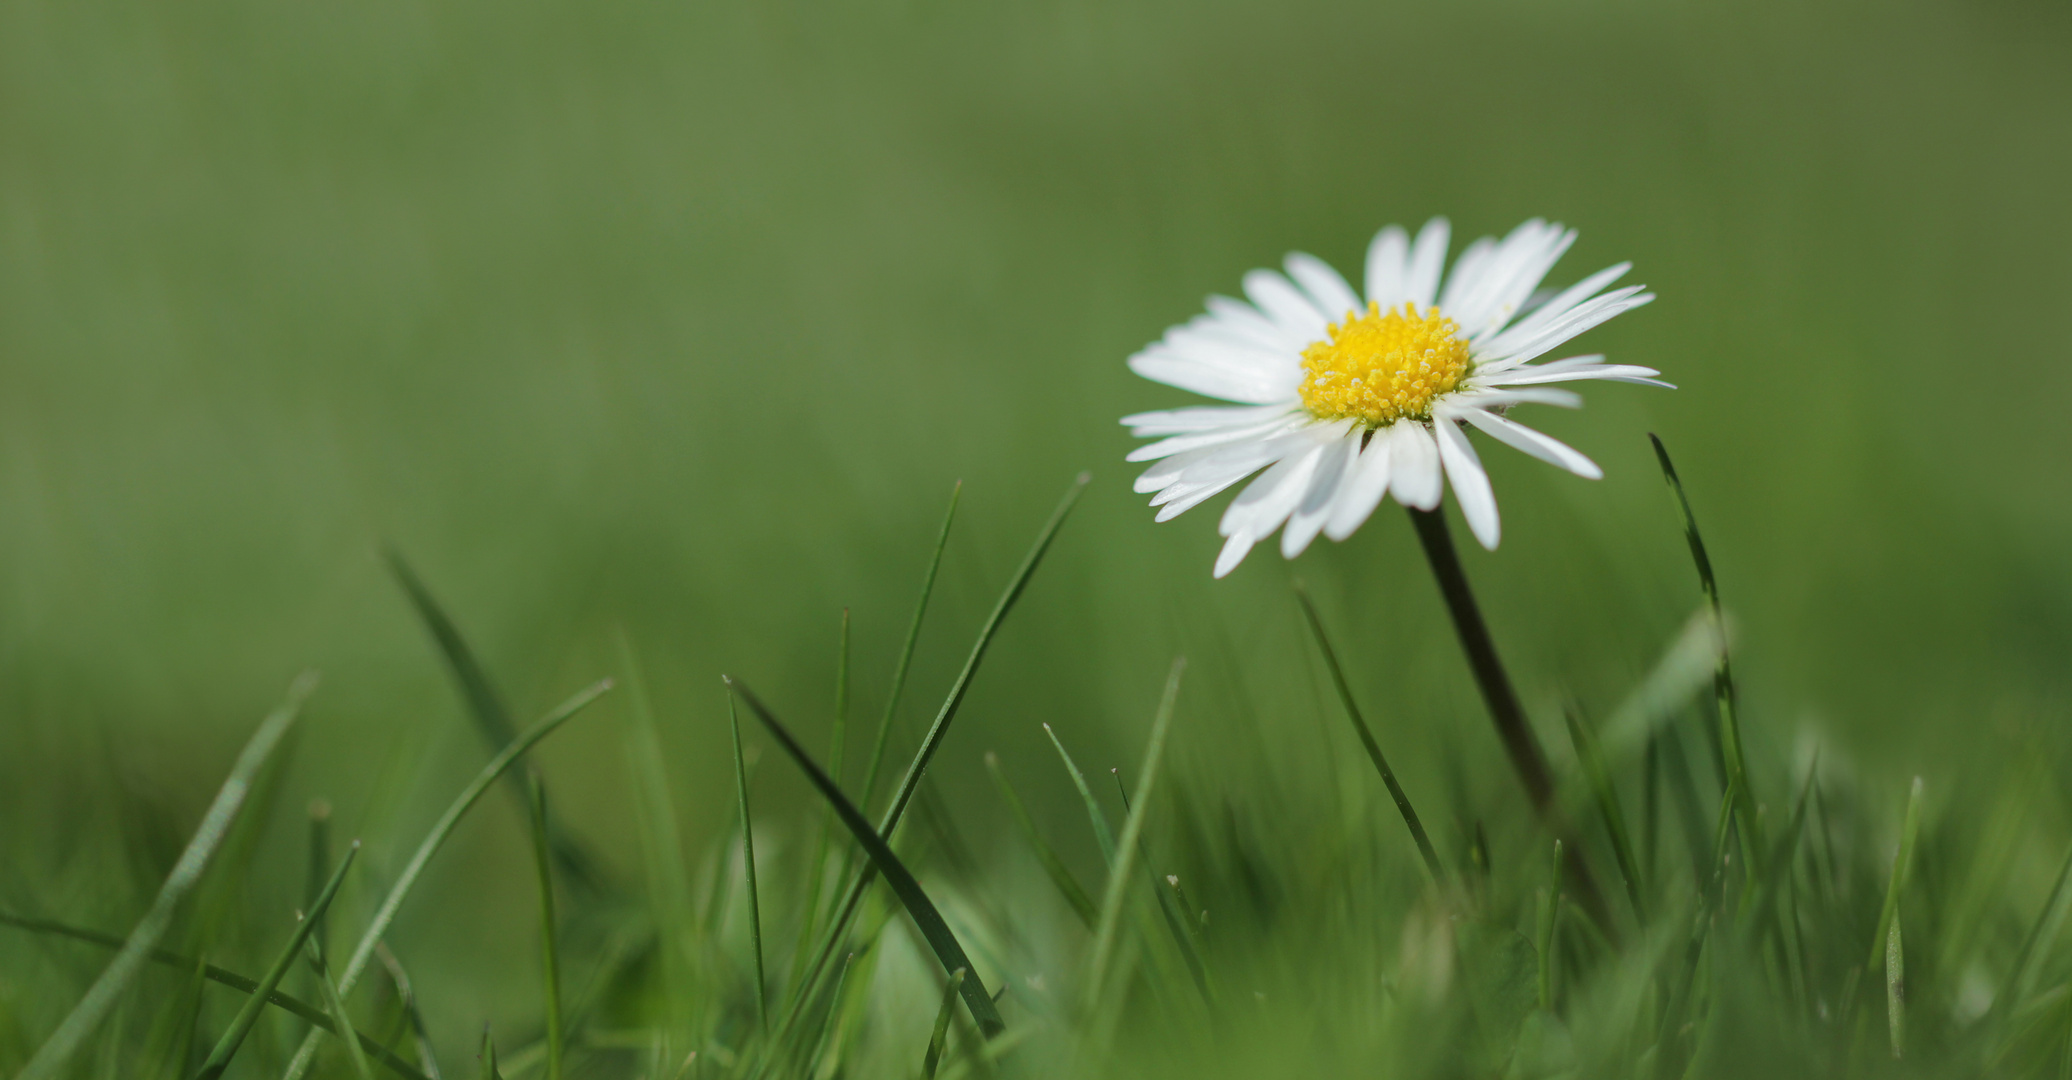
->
[1407,505,1617,935]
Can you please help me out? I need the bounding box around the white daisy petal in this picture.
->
[1122,403,1289,436]
[1212,532,1258,579]
[1457,223,1578,341]
[1282,425,1361,558]
[1387,421,1442,511]
[1453,386,1585,409]
[1405,217,1451,308]
[1476,262,1631,360]
[1432,415,1500,549]
[1125,412,1304,463]
[1219,439,1326,539]
[1437,237,1498,313]
[1243,269,1330,339]
[1364,225,1410,307]
[1285,253,1363,324]
[1480,362,1666,387]
[1203,295,1303,352]
[1473,288,1655,369]
[1127,351,1293,405]
[1323,430,1395,542]
[1457,408,1602,479]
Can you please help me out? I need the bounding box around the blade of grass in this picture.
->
[1994,840,2072,1030]
[477,1030,503,1080]
[1563,709,1646,926]
[730,695,769,1035]
[385,549,603,892]
[1083,658,1185,1012]
[1042,724,1117,867]
[0,913,430,1080]
[985,753,1098,929]
[1867,778,1925,977]
[1293,583,1446,885]
[281,679,613,1080]
[1110,768,1212,1004]
[788,612,853,996]
[307,800,333,967]
[858,482,960,815]
[1650,435,1763,879]
[1537,840,1564,1012]
[17,672,316,1080]
[614,630,693,1065]
[726,677,1006,1038]
[306,932,377,1080]
[1886,909,1906,1059]
[526,771,564,1080]
[375,944,442,1080]
[922,968,968,1080]
[196,841,359,1080]
[773,474,1086,1045]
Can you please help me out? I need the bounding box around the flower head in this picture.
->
[1123,218,1667,577]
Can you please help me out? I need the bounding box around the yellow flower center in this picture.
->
[1298,301,1470,427]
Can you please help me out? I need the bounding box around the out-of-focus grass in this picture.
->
[1,0,2070,1071]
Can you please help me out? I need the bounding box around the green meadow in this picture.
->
[3,0,2071,1075]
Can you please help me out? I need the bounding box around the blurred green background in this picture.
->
[3,0,2070,1053]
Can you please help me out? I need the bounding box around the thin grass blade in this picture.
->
[1083,658,1185,1012]
[727,677,1006,1038]
[1994,841,2072,1030]
[306,934,377,1080]
[281,679,612,1080]
[788,612,853,997]
[1563,709,1646,925]
[614,631,693,1064]
[1042,724,1117,867]
[730,695,769,1034]
[477,1031,503,1080]
[375,944,442,1080]
[1294,583,1446,884]
[17,672,315,1080]
[194,841,358,1080]
[922,968,967,1080]
[1887,910,1906,1059]
[526,771,564,1080]
[1867,778,1925,976]
[986,752,1098,929]
[859,482,960,814]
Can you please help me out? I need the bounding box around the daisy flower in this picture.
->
[1123,217,1668,577]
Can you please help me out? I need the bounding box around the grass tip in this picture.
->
[309,799,331,821]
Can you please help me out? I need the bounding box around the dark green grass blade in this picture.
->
[0,914,431,1079]
[17,672,316,1080]
[1994,841,2072,1031]
[985,753,1099,929]
[306,800,332,965]
[727,677,1006,1038]
[1084,659,1185,1011]
[1887,911,1906,1059]
[1294,583,1446,885]
[306,934,376,1080]
[196,842,358,1080]
[477,1031,503,1080]
[1563,709,1646,926]
[282,679,613,1080]
[1649,435,1763,876]
[384,548,603,892]
[1738,755,1820,941]
[374,944,442,1080]
[1537,840,1564,1012]
[788,612,852,997]
[922,968,967,1080]
[1111,768,1213,1004]
[729,696,769,1034]
[859,481,961,814]
[775,473,1086,1040]
[525,772,564,1080]
[1042,724,1118,867]
[1867,778,1925,976]
[613,631,693,1065]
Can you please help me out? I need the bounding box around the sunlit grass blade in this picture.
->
[614,630,693,1064]
[307,933,377,1080]
[788,612,852,997]
[375,943,442,1080]
[1867,777,1925,977]
[775,473,1085,1040]
[730,694,769,1035]
[1042,724,1117,867]
[1084,658,1184,1012]
[1293,583,1446,885]
[16,671,315,1080]
[1537,840,1563,1012]
[922,968,968,1080]
[195,840,358,1080]
[307,800,332,964]
[1887,910,1906,1059]
[1738,754,1819,941]
[1649,435,1763,875]
[726,676,1006,1038]
[986,752,1098,929]
[1562,708,1646,926]
[526,770,564,1080]
[1993,840,2072,1031]
[1110,767,1212,1004]
[282,678,613,1080]
[385,548,603,892]
[477,1030,503,1080]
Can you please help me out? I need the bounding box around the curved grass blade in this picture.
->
[1649,435,1763,874]
[17,672,316,1080]
[195,842,358,1080]
[922,968,967,1080]
[788,612,853,997]
[986,752,1098,929]
[1562,709,1645,926]
[375,943,443,1080]
[1867,778,1925,976]
[730,695,769,1034]
[0,914,430,1080]
[1042,724,1116,867]
[1996,841,2072,1032]
[385,549,603,892]
[1294,583,1445,884]
[281,679,613,1080]
[858,482,961,814]
[1887,911,1906,1059]
[525,771,564,1080]
[1084,658,1185,1012]
[773,473,1086,1045]
[614,631,693,1066]
[477,1030,503,1080]
[727,676,1005,1037]
[306,934,376,1080]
